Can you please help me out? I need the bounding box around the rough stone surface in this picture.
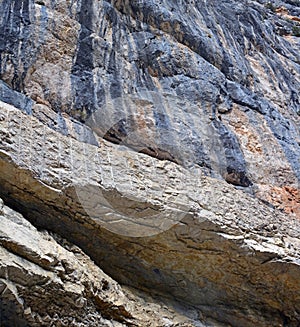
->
[0,0,300,326]
[0,197,210,327]
[0,0,299,207]
[0,102,300,326]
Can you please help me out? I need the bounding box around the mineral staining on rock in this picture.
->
[1,101,300,326]
[0,0,299,206]
[0,0,300,326]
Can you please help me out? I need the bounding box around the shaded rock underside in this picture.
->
[0,0,300,326]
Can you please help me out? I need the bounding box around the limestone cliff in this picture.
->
[0,0,300,326]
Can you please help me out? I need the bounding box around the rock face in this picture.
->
[0,0,300,199]
[0,0,300,326]
[1,101,300,326]
[0,197,205,327]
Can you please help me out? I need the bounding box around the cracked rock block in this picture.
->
[0,198,204,327]
[0,0,300,326]
[0,102,300,326]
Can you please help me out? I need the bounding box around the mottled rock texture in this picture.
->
[1,102,300,326]
[0,0,300,204]
[0,196,205,327]
[0,0,300,326]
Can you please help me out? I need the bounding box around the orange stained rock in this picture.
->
[276,6,300,23]
[268,186,300,217]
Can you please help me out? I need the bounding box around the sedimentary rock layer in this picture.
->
[0,0,299,209]
[1,102,300,326]
[0,0,300,326]
[1,196,208,327]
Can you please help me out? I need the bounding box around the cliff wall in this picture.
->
[0,0,300,326]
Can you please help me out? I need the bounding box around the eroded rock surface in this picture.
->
[0,102,300,326]
[0,197,211,327]
[0,0,299,208]
[0,0,300,326]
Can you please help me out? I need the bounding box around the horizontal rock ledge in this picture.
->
[0,101,300,326]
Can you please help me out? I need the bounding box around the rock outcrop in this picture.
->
[1,101,300,326]
[0,0,299,203]
[0,196,207,327]
[0,0,300,326]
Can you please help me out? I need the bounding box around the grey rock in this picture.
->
[0,81,33,115]
[0,0,299,194]
[0,0,300,325]
[0,195,201,327]
[0,102,299,326]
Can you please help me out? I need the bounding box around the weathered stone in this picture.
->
[0,197,205,327]
[0,102,300,326]
[0,0,300,325]
[0,0,299,203]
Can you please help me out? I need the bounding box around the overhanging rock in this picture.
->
[1,101,300,326]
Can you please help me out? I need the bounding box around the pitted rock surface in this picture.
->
[0,0,300,326]
[0,0,299,208]
[0,102,300,326]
